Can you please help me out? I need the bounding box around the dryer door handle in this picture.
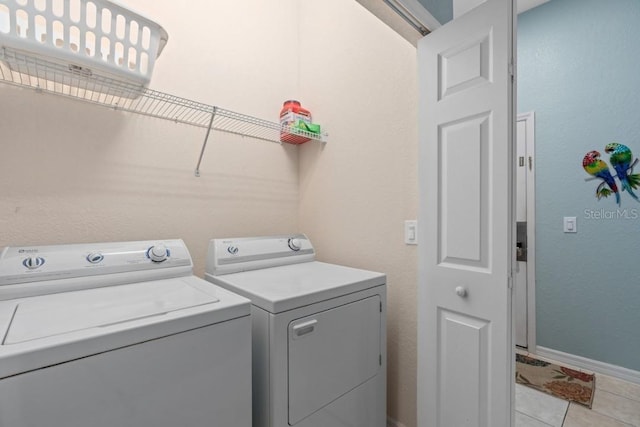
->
[292,319,318,338]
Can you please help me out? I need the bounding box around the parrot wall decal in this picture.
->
[604,142,640,202]
[582,150,621,205]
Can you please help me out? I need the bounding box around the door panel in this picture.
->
[439,32,491,100]
[439,309,490,425]
[288,296,381,425]
[439,112,490,269]
[417,0,515,426]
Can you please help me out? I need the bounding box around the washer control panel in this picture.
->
[0,239,192,287]
[207,234,315,276]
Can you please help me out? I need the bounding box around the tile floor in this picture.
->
[516,373,640,426]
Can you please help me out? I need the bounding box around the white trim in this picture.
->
[517,111,536,351]
[535,346,640,385]
[387,417,407,427]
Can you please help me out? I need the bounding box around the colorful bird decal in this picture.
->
[604,142,640,202]
[582,150,620,205]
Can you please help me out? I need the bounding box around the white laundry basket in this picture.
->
[0,0,168,87]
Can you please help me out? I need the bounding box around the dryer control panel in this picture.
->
[207,234,315,276]
[0,240,193,299]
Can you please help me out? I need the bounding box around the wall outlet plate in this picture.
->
[405,220,418,245]
[563,216,577,233]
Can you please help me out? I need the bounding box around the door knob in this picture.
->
[455,286,468,298]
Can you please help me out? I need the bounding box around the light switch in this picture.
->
[405,220,418,245]
[563,217,577,233]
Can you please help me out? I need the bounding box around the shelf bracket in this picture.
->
[194,107,217,177]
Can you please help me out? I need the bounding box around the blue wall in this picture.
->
[417,0,453,25]
[518,0,640,372]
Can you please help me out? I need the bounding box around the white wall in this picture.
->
[298,1,419,426]
[0,0,301,276]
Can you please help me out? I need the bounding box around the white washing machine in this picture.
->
[204,234,386,427]
[0,239,251,427]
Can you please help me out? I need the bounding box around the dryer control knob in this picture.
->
[23,256,45,270]
[148,244,169,263]
[227,246,239,255]
[288,238,302,251]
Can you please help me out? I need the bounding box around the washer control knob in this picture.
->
[23,256,45,270]
[86,253,104,264]
[227,246,239,255]
[288,238,302,251]
[148,244,169,263]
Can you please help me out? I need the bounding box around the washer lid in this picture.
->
[0,276,251,380]
[4,279,219,344]
[206,261,386,313]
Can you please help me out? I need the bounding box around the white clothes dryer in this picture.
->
[205,234,386,427]
[0,239,251,427]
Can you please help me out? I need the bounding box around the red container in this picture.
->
[280,100,312,144]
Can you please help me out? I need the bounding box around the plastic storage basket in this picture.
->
[0,0,168,88]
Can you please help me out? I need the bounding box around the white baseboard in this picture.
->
[535,346,640,385]
[387,417,407,427]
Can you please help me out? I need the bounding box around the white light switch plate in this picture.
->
[405,220,418,245]
[563,217,577,233]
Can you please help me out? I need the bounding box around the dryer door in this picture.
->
[288,295,381,425]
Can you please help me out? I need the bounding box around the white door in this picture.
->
[417,0,515,426]
[515,112,535,349]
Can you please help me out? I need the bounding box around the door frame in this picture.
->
[517,111,536,352]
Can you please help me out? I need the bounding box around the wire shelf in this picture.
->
[0,47,326,175]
